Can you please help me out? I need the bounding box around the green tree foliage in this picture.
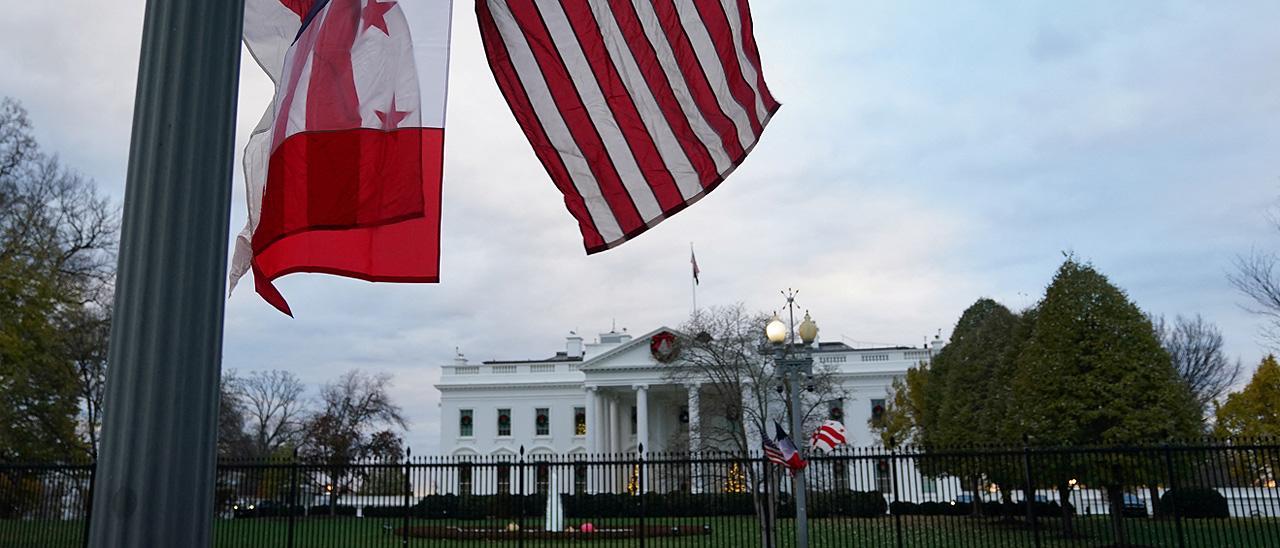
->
[1011,259,1201,447]
[1011,258,1201,543]
[873,364,930,447]
[0,98,116,462]
[933,299,1022,448]
[1214,355,1280,438]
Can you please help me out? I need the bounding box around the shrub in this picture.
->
[307,504,356,516]
[363,505,408,518]
[1158,488,1229,519]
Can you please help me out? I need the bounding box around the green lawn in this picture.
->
[3,516,1277,547]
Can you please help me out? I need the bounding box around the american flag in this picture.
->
[762,436,787,467]
[691,248,700,285]
[476,0,779,253]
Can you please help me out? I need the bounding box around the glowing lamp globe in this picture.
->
[765,313,787,344]
[797,311,818,344]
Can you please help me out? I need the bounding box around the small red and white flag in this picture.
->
[810,420,847,453]
[231,0,453,315]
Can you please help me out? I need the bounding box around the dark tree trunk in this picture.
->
[1058,484,1075,537]
[1106,485,1129,547]
[1148,485,1162,518]
[1000,488,1015,522]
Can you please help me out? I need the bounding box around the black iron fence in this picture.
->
[2,441,1279,547]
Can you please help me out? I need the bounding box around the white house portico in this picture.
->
[435,325,944,460]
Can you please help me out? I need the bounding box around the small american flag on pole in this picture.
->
[762,436,787,467]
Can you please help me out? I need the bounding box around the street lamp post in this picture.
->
[765,289,819,548]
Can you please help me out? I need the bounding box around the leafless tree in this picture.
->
[232,370,308,459]
[0,97,118,461]
[64,299,111,459]
[217,372,253,459]
[1152,314,1242,413]
[665,304,846,548]
[1229,209,1280,348]
[300,370,407,515]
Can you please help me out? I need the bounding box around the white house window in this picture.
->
[574,406,586,436]
[535,407,550,436]
[459,463,473,495]
[497,463,511,493]
[459,409,473,437]
[574,463,588,494]
[497,408,512,437]
[870,399,886,428]
[536,463,550,494]
[630,406,637,435]
[876,459,892,494]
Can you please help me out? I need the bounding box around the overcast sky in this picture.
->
[4,1,1279,454]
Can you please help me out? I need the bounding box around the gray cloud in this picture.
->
[3,1,1279,453]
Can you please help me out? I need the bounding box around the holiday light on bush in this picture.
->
[724,463,747,493]
[627,465,640,495]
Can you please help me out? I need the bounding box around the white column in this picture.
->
[607,397,620,454]
[585,386,599,453]
[686,384,702,453]
[687,383,703,494]
[634,385,650,453]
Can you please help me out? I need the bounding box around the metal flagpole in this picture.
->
[88,1,245,546]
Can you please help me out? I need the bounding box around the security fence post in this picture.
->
[287,448,299,548]
[402,448,412,546]
[1163,444,1185,548]
[1023,437,1041,548]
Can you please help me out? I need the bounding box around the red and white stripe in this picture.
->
[762,437,787,467]
[476,0,779,253]
[232,0,453,315]
[810,420,847,453]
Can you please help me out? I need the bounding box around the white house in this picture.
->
[435,325,941,460]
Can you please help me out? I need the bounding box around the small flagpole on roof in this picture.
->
[690,242,699,319]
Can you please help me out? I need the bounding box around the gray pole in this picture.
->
[789,364,809,548]
[88,0,244,546]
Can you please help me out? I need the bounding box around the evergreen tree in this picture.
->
[926,298,1024,514]
[934,299,1021,448]
[1011,258,1201,542]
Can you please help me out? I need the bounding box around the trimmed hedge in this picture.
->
[308,504,357,516]
[390,491,888,520]
[1158,488,1229,519]
[890,499,1072,517]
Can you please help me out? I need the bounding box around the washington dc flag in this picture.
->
[230,0,453,315]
